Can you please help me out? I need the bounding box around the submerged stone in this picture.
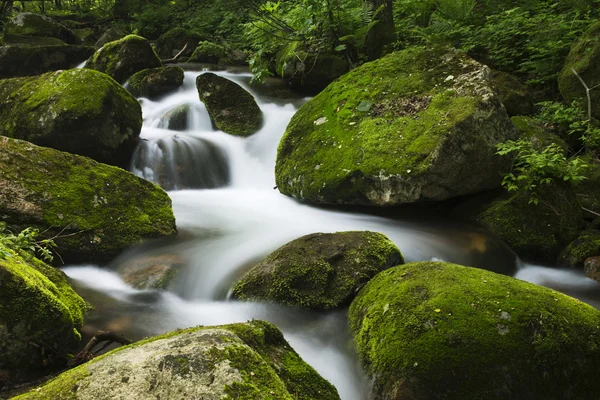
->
[118,254,185,290]
[0,248,86,387]
[85,34,162,84]
[3,12,77,44]
[0,45,94,79]
[0,68,141,168]
[196,72,263,136]
[14,321,340,400]
[127,66,184,99]
[275,47,516,206]
[232,231,403,309]
[349,261,600,400]
[0,137,177,265]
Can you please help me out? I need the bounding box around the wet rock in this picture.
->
[3,12,77,44]
[0,137,177,265]
[558,230,600,267]
[275,47,517,206]
[277,51,349,93]
[0,68,141,168]
[14,321,340,400]
[156,104,190,131]
[155,28,203,59]
[232,231,403,309]
[0,45,94,79]
[491,70,534,116]
[558,21,600,119]
[118,254,185,290]
[85,35,162,84]
[0,248,86,387]
[584,256,600,281]
[349,261,600,400]
[127,66,184,99]
[196,72,263,136]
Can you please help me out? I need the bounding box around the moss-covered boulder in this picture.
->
[0,137,177,265]
[127,66,184,99]
[118,254,185,290]
[558,22,600,119]
[276,47,516,206]
[491,70,535,116]
[196,72,263,137]
[155,27,203,59]
[511,116,568,153]
[232,231,403,309]
[349,261,600,400]
[558,230,600,267]
[85,35,162,84]
[188,41,229,64]
[454,187,584,264]
[0,247,86,386]
[94,26,125,49]
[14,320,340,400]
[277,52,350,93]
[3,12,77,44]
[585,256,600,281]
[0,68,142,168]
[0,45,94,79]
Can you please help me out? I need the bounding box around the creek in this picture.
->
[64,68,600,400]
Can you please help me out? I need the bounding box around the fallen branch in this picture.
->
[571,67,600,122]
[162,42,189,64]
[68,331,132,367]
[582,206,600,217]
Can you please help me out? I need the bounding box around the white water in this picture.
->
[62,69,600,399]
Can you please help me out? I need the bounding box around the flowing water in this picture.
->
[63,68,600,399]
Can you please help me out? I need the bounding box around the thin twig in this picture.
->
[582,206,600,217]
[162,42,189,64]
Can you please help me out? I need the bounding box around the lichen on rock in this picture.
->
[349,261,600,399]
[232,231,403,309]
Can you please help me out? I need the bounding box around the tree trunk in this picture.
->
[365,0,395,60]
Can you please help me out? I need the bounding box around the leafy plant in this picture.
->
[538,101,600,150]
[0,223,57,263]
[496,140,588,204]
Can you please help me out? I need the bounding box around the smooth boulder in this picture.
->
[349,261,600,400]
[118,254,185,290]
[3,12,77,44]
[0,68,142,168]
[127,66,184,99]
[196,72,263,136]
[0,137,177,265]
[232,231,403,309]
[14,321,340,400]
[0,247,86,386]
[558,22,600,119]
[275,47,516,206]
[85,35,162,84]
[0,45,94,79]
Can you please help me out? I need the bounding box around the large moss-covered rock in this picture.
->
[491,70,534,116]
[558,22,600,119]
[232,231,403,309]
[188,41,229,64]
[0,68,142,168]
[3,12,77,44]
[558,230,600,267]
[277,52,349,93]
[14,320,340,400]
[127,66,184,99]
[0,45,94,79]
[85,35,162,84]
[196,72,263,136]
[155,27,203,59]
[0,137,177,265]
[275,47,516,206]
[0,247,86,386]
[454,187,584,264]
[349,261,600,400]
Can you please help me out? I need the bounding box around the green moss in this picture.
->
[558,22,600,119]
[558,230,600,267]
[85,34,162,83]
[188,41,229,63]
[0,136,176,264]
[127,66,184,99]
[3,13,76,44]
[511,116,568,153]
[275,47,515,206]
[349,261,600,399]
[232,231,403,309]
[0,246,86,383]
[196,72,263,137]
[0,68,141,167]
